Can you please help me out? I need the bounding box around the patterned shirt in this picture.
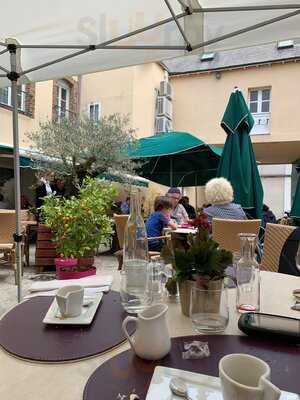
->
[204,203,247,222]
[172,203,189,225]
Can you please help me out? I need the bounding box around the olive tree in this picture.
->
[26,114,138,186]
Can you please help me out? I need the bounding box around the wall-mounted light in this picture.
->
[215,71,222,80]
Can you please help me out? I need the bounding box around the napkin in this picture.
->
[25,286,109,299]
[29,275,113,292]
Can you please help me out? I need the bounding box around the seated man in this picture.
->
[166,187,189,225]
[180,196,196,220]
[146,196,177,252]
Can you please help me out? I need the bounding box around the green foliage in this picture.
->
[41,177,117,258]
[26,114,138,186]
[162,228,233,283]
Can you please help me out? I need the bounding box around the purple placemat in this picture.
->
[0,291,135,362]
[83,335,300,399]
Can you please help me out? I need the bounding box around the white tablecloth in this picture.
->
[0,270,299,400]
[173,228,197,234]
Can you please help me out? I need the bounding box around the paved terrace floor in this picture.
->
[0,246,118,317]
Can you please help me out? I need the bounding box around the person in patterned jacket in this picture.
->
[203,177,247,222]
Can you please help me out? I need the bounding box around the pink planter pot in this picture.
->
[55,258,78,278]
[57,266,97,280]
[77,257,95,268]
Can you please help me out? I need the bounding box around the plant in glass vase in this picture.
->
[162,228,232,316]
[41,177,116,278]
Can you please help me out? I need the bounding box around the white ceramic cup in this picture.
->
[219,353,281,400]
[56,285,84,318]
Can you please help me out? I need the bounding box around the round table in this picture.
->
[0,270,299,400]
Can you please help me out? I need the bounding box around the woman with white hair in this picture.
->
[203,177,247,222]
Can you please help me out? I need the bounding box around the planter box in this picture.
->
[77,257,95,268]
[35,224,56,270]
[57,266,96,280]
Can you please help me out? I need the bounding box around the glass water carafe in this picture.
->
[236,233,260,312]
[122,190,149,313]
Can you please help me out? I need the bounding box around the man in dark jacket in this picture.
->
[179,196,196,220]
[262,204,277,227]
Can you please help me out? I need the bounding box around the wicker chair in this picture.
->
[0,210,25,283]
[113,214,170,270]
[260,223,295,272]
[212,218,261,253]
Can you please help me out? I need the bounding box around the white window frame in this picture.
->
[0,84,26,112]
[248,87,271,135]
[249,87,271,114]
[88,102,101,122]
[18,85,26,112]
[57,80,70,120]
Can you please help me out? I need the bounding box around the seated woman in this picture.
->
[146,196,177,252]
[203,177,247,222]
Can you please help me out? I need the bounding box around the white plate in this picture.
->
[174,228,197,234]
[146,366,299,400]
[43,293,103,325]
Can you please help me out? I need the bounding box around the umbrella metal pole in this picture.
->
[9,46,22,302]
[170,157,173,187]
[195,175,198,210]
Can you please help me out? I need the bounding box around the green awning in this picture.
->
[0,143,34,168]
[217,89,264,219]
[128,131,222,187]
[99,171,149,187]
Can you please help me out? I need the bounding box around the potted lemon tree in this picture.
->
[41,177,116,279]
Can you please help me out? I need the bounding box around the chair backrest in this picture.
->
[113,214,129,249]
[20,209,30,221]
[0,210,16,244]
[260,223,296,272]
[212,218,261,253]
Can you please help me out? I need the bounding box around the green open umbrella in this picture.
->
[291,173,300,218]
[217,88,264,218]
[128,131,222,187]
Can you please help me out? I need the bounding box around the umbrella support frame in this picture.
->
[0,3,299,301]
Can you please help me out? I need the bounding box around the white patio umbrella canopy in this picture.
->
[0,0,300,301]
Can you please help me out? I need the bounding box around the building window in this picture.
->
[0,85,26,112]
[57,80,70,120]
[88,102,101,121]
[249,88,271,135]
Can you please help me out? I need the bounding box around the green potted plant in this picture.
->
[41,177,116,279]
[162,228,233,316]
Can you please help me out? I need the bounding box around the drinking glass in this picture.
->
[148,260,164,304]
[190,286,229,333]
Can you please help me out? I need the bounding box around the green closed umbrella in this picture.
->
[291,174,300,218]
[217,88,264,219]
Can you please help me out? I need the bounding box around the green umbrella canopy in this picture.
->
[217,89,264,218]
[0,144,34,167]
[128,131,222,187]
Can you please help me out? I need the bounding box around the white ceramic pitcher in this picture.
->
[122,303,171,360]
[56,285,84,318]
